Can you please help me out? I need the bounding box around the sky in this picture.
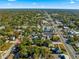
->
[0,0,79,9]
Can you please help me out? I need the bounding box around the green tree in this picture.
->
[50,35,60,41]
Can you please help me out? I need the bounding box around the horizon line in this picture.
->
[0,8,79,10]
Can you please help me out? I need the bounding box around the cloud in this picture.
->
[70,0,79,4]
[32,2,37,5]
[8,0,16,1]
[70,0,75,4]
[7,3,11,5]
[76,0,79,1]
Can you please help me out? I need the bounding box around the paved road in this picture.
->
[44,11,77,59]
